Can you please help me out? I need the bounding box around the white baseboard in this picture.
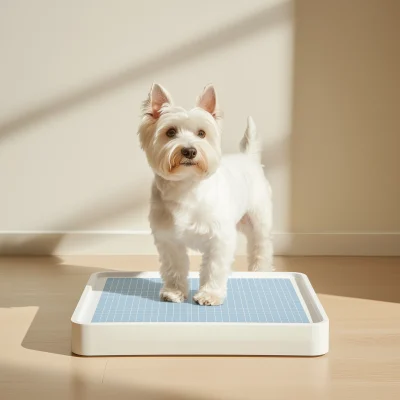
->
[0,231,399,256]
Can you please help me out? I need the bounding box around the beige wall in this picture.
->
[0,1,399,251]
[291,0,400,233]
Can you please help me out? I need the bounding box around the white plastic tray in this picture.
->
[71,272,329,356]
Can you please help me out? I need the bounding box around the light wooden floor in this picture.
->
[0,256,399,400]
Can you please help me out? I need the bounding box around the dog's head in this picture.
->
[138,84,222,181]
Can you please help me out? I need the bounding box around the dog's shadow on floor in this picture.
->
[0,257,206,357]
[0,256,118,356]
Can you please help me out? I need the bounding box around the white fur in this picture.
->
[138,84,273,306]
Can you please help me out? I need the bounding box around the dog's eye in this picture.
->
[166,128,177,138]
[198,130,206,138]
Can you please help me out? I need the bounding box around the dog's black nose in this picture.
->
[181,147,197,159]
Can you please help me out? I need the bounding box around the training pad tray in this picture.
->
[71,272,329,356]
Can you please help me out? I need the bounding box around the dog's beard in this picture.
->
[151,143,219,181]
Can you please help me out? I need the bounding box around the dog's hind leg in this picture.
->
[239,210,273,272]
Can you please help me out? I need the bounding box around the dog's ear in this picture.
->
[143,83,173,119]
[196,84,221,119]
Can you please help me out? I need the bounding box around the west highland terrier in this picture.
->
[138,83,273,305]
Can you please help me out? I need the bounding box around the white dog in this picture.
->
[138,83,273,306]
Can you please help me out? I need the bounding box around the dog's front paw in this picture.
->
[193,290,225,306]
[160,287,187,303]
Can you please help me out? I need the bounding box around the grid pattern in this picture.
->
[92,277,309,324]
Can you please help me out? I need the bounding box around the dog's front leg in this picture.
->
[154,233,189,303]
[194,229,237,306]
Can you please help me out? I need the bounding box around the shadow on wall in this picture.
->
[289,0,400,232]
[0,133,290,256]
[0,184,150,255]
[0,1,292,256]
[0,1,291,143]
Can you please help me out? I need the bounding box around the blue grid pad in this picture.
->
[92,278,309,324]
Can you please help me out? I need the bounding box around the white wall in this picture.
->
[0,0,399,255]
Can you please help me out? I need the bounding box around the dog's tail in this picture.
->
[239,116,261,162]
